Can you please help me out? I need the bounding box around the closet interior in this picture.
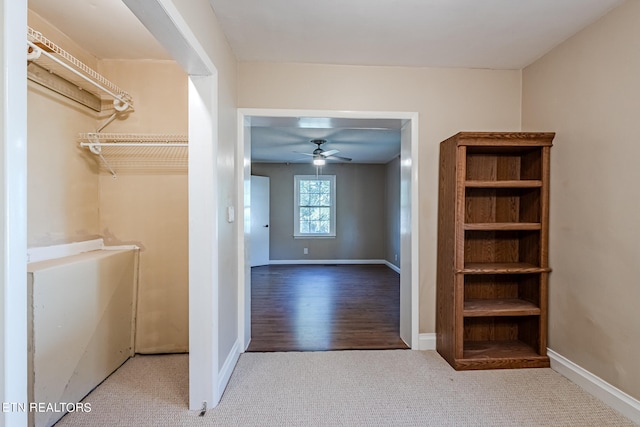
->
[26,11,188,427]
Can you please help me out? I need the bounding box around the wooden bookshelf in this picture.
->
[436,132,554,370]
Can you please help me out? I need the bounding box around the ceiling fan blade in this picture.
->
[293,151,314,156]
[325,155,352,162]
[321,149,339,157]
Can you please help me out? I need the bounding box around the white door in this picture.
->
[251,175,270,267]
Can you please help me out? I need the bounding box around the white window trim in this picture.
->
[294,174,336,238]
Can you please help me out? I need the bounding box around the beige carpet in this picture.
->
[55,350,636,426]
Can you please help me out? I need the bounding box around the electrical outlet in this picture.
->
[303,247,308,255]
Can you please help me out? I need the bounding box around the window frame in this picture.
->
[293,174,336,238]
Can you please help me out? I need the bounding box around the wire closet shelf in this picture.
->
[27,26,133,112]
[79,133,189,176]
[28,26,188,177]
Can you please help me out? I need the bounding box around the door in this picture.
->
[251,175,270,267]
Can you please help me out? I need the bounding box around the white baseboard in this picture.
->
[417,340,639,422]
[418,333,436,350]
[267,259,401,273]
[218,339,241,401]
[269,259,389,265]
[384,260,401,274]
[548,349,640,424]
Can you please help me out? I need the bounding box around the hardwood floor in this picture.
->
[246,264,409,352]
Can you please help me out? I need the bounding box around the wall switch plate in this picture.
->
[303,247,308,255]
[227,206,235,223]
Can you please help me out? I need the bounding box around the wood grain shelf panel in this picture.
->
[459,132,555,148]
[465,180,542,188]
[462,340,548,360]
[460,263,551,274]
[463,222,541,231]
[456,340,549,370]
[463,299,540,317]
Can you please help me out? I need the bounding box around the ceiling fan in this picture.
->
[296,139,352,165]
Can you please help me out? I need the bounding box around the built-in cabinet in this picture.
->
[436,132,554,370]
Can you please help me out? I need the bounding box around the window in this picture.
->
[294,175,336,237]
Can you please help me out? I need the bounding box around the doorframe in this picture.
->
[122,0,222,411]
[1,0,28,425]
[237,108,419,350]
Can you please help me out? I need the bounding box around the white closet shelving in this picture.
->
[27,26,133,112]
[78,133,188,176]
[27,26,189,177]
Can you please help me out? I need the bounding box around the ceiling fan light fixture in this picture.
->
[313,157,326,166]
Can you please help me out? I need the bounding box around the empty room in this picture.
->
[248,123,406,351]
[1,0,638,426]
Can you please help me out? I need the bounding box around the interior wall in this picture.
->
[165,0,240,370]
[251,162,388,261]
[97,60,189,353]
[27,11,101,247]
[238,63,522,333]
[28,11,98,69]
[522,0,640,400]
[385,156,401,269]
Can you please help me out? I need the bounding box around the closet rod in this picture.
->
[27,37,133,112]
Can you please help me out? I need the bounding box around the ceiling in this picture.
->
[209,0,625,69]
[249,117,403,164]
[27,0,625,163]
[28,0,171,61]
[28,0,625,68]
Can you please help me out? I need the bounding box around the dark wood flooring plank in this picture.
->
[247,264,409,352]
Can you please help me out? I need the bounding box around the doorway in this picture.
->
[237,108,419,351]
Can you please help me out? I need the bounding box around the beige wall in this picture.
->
[97,60,188,134]
[522,0,640,399]
[252,163,388,260]
[28,11,99,70]
[239,62,522,332]
[27,11,101,247]
[100,173,188,353]
[98,60,189,353]
[27,82,101,247]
